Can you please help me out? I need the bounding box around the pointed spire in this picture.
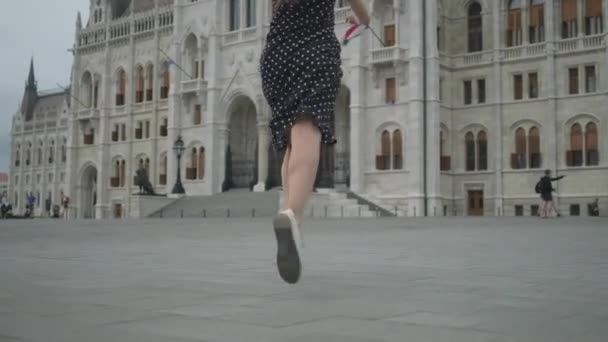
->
[76,11,82,30]
[27,57,36,88]
[21,57,38,121]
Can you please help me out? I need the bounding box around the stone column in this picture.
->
[522,3,529,44]
[577,0,584,36]
[254,124,270,192]
[493,0,505,216]
[205,6,224,194]
[167,2,185,197]
[347,13,367,194]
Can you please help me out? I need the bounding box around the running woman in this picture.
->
[260,0,370,284]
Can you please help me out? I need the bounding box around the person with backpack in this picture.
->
[535,170,565,218]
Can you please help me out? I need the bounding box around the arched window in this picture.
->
[245,0,257,27]
[160,62,170,99]
[198,147,206,180]
[82,72,93,108]
[440,130,451,171]
[585,122,599,165]
[465,132,476,171]
[93,80,99,108]
[61,138,67,163]
[567,123,583,166]
[37,141,43,166]
[512,127,527,169]
[110,158,127,188]
[229,0,240,31]
[184,34,199,80]
[585,0,603,35]
[477,131,487,170]
[15,144,21,167]
[530,0,545,43]
[376,130,391,170]
[186,147,198,180]
[392,130,403,170]
[528,127,541,168]
[116,68,127,106]
[135,66,144,103]
[467,2,483,52]
[507,0,522,47]
[562,0,578,38]
[159,154,167,185]
[48,140,55,164]
[26,143,32,166]
[120,160,126,187]
[146,64,154,101]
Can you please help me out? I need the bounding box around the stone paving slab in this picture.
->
[0,217,607,341]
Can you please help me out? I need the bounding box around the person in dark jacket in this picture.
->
[537,169,565,218]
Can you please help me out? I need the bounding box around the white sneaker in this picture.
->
[273,209,302,284]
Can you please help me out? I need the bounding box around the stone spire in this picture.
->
[76,11,82,30]
[20,57,38,121]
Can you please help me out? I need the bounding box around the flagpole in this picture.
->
[56,83,89,109]
[158,48,193,79]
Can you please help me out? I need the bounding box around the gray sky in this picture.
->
[0,1,88,172]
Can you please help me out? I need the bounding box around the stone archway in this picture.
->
[315,85,351,189]
[80,165,97,219]
[225,95,258,190]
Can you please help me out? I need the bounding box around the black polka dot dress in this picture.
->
[260,0,342,151]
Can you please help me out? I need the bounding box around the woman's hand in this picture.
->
[345,14,359,25]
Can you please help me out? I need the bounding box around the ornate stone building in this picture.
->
[8,0,608,218]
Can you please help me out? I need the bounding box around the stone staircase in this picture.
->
[284,189,378,218]
[148,189,280,218]
[148,188,386,219]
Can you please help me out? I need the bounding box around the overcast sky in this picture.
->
[0,1,89,172]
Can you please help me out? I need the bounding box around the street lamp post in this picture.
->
[171,135,186,195]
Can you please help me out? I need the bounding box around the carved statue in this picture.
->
[135,166,155,195]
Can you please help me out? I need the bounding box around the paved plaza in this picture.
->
[0,217,607,342]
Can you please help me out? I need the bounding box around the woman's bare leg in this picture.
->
[281,147,291,211]
[285,120,321,223]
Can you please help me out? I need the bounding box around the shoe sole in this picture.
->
[273,213,301,284]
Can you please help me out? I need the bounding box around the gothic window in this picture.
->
[376,129,403,170]
[529,0,545,43]
[61,138,67,163]
[376,130,391,170]
[116,68,127,106]
[392,130,403,170]
[585,0,603,35]
[562,0,577,38]
[512,127,527,169]
[82,72,93,108]
[14,144,20,167]
[48,140,54,164]
[146,64,154,101]
[198,147,206,180]
[568,67,579,94]
[246,0,257,27]
[186,147,198,180]
[585,122,599,165]
[135,66,144,103]
[159,153,167,185]
[567,123,583,166]
[477,131,487,170]
[229,0,240,31]
[468,2,483,52]
[507,0,522,47]
[160,62,170,99]
[529,127,541,168]
[193,104,202,125]
[465,130,488,171]
[385,78,396,104]
[465,132,476,171]
[440,130,451,171]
